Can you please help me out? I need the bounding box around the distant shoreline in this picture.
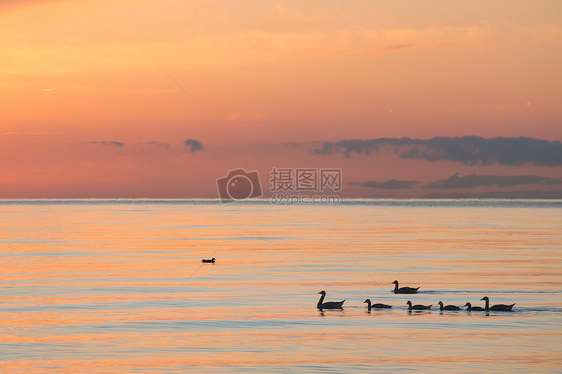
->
[1,198,561,207]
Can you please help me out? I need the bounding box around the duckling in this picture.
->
[364,299,392,311]
[406,300,431,310]
[464,302,485,311]
[438,301,460,311]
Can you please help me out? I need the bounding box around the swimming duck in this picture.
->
[392,280,420,294]
[480,296,515,312]
[201,258,216,263]
[406,301,431,310]
[464,302,485,311]
[438,301,460,311]
[317,291,345,310]
[364,299,392,311]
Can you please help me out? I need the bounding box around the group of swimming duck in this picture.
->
[317,280,515,312]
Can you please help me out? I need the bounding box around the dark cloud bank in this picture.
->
[315,136,562,166]
[352,173,560,190]
[351,173,562,198]
[423,190,562,199]
[428,173,562,189]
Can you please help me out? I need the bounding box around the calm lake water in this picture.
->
[1,199,561,373]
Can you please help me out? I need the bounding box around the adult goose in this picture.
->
[407,301,431,310]
[464,302,485,311]
[364,299,392,311]
[438,301,460,311]
[481,296,515,312]
[392,280,420,294]
[317,291,345,310]
[201,258,216,263]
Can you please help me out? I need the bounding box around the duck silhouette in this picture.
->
[481,296,515,312]
[201,258,215,263]
[392,280,420,294]
[317,291,345,310]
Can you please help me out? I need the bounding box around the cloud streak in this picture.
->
[350,180,418,190]
[87,141,124,147]
[315,136,562,166]
[138,141,171,148]
[427,173,562,189]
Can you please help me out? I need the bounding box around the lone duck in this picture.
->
[201,258,216,263]
[364,299,392,311]
[317,291,345,310]
[407,301,431,310]
[481,296,515,312]
[392,280,420,294]
[438,301,460,311]
[464,302,485,311]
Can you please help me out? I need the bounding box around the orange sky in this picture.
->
[1,1,561,198]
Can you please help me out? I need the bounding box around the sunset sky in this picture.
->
[1,0,561,198]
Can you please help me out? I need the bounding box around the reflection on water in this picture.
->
[1,200,561,373]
